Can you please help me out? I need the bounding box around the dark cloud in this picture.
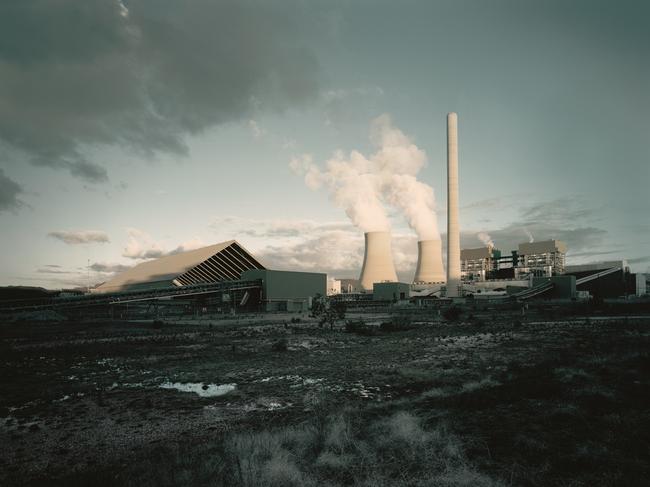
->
[457,226,607,255]
[0,168,24,212]
[627,256,650,265]
[520,197,600,226]
[0,0,320,182]
[461,197,506,211]
[48,230,110,244]
[458,197,609,258]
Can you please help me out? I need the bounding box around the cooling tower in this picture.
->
[359,231,398,291]
[446,112,461,297]
[413,239,446,283]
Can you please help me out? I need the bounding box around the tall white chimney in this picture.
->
[413,239,445,284]
[359,231,398,291]
[446,112,461,297]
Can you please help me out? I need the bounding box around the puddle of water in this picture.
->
[159,382,236,397]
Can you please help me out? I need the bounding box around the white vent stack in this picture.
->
[413,239,446,283]
[359,231,398,291]
[446,112,461,297]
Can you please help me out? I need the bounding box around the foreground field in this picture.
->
[1,313,649,486]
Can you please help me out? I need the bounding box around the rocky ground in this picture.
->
[1,311,649,486]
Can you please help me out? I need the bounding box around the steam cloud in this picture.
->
[291,114,440,239]
[477,232,494,247]
[523,228,535,243]
[290,152,390,232]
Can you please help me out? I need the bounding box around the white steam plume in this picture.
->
[477,232,494,247]
[290,114,440,239]
[290,152,390,232]
[523,228,534,243]
[371,115,439,240]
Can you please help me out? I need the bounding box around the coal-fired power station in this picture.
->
[446,112,461,297]
[413,239,446,284]
[359,231,398,291]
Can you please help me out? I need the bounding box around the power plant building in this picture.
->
[460,246,501,281]
[91,241,325,312]
[94,240,265,293]
[565,260,647,298]
[372,282,411,302]
[241,269,326,311]
[516,240,567,277]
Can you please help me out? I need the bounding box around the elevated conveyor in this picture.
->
[0,279,263,313]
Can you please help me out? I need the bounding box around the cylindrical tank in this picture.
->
[358,231,398,291]
[413,239,446,283]
[447,112,461,297]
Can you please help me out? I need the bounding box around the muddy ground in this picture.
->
[1,311,649,486]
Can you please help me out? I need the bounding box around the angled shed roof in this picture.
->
[95,240,265,293]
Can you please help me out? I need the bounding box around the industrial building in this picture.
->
[517,240,567,277]
[85,240,326,315]
[94,240,265,293]
[460,245,501,281]
[565,260,646,298]
[459,240,567,283]
[372,282,410,302]
[242,269,326,311]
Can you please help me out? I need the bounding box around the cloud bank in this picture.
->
[0,0,320,182]
[122,228,205,260]
[210,216,419,281]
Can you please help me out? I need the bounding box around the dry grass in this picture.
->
[219,410,503,487]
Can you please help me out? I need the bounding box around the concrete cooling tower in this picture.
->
[359,231,398,291]
[413,239,446,284]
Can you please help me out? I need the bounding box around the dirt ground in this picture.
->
[1,311,649,486]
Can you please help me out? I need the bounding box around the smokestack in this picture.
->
[413,240,445,284]
[446,112,461,297]
[359,231,398,291]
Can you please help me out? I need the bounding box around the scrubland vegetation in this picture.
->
[1,312,649,486]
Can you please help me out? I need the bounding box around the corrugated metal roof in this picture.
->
[95,240,260,293]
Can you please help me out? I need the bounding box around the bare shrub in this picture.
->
[435,465,502,486]
[271,338,288,352]
[263,450,310,486]
[227,429,314,487]
[461,378,500,393]
[324,414,354,452]
[553,367,592,383]
[421,387,450,399]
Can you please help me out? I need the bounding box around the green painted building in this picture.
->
[372,282,411,302]
[241,269,327,311]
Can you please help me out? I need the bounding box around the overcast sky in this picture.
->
[1,0,648,289]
